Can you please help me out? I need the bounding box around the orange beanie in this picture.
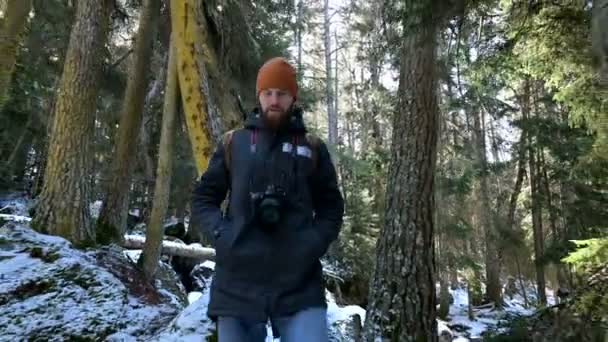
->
[256,57,298,98]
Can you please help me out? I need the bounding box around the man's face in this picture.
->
[259,88,294,128]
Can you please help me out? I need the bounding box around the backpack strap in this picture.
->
[222,129,236,172]
[224,129,322,172]
[304,133,322,170]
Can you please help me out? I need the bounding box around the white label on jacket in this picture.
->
[282,142,293,153]
[297,145,312,158]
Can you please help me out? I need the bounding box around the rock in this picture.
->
[155,262,216,341]
[0,223,184,341]
[189,261,215,292]
[326,290,366,341]
[438,319,454,342]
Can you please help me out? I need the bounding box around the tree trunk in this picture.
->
[515,254,529,308]
[362,2,439,340]
[138,37,178,281]
[296,0,303,81]
[31,0,111,244]
[522,79,547,306]
[0,0,32,109]
[97,0,160,245]
[592,0,608,83]
[138,55,167,221]
[472,108,502,306]
[170,0,241,177]
[507,134,526,231]
[6,112,35,184]
[324,0,337,145]
[539,149,569,289]
[334,30,339,139]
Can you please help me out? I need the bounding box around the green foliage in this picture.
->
[562,237,608,270]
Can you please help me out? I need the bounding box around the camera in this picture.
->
[251,185,286,229]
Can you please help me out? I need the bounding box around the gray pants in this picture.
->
[217,307,329,342]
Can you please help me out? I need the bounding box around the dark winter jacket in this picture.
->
[191,107,344,322]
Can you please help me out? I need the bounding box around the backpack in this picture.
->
[221,129,321,173]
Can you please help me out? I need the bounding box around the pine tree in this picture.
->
[32,0,112,243]
[472,107,502,306]
[138,36,178,280]
[362,0,440,339]
[0,0,32,109]
[97,0,160,244]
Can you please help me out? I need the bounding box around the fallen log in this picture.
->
[123,235,342,281]
[124,234,215,259]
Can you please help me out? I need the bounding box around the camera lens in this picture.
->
[259,197,281,225]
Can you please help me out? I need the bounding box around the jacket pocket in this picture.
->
[214,219,233,265]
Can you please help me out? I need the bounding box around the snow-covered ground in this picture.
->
[0,223,183,341]
[1,195,550,341]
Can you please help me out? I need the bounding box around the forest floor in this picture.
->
[0,193,551,341]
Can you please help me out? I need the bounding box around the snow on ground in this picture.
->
[154,262,215,342]
[0,223,183,341]
[444,287,538,340]
[156,262,366,341]
[1,195,548,341]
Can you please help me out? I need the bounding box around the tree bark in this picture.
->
[0,0,32,109]
[324,0,337,145]
[31,0,111,244]
[472,108,502,306]
[97,0,160,245]
[362,2,439,340]
[592,0,608,83]
[296,0,303,82]
[6,112,35,184]
[522,78,547,306]
[507,134,526,232]
[138,37,178,281]
[170,0,241,177]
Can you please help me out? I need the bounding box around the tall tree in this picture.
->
[592,0,607,82]
[324,0,337,145]
[31,0,111,243]
[97,0,160,244]
[0,0,32,109]
[472,107,502,305]
[522,78,547,306]
[138,37,178,280]
[362,0,440,340]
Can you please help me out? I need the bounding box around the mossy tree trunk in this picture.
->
[0,0,32,109]
[97,0,160,245]
[138,37,178,281]
[170,0,241,177]
[31,0,111,244]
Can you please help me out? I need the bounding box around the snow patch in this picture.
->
[89,200,103,219]
[0,223,183,341]
[187,291,202,304]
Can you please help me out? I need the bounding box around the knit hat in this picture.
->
[256,57,298,98]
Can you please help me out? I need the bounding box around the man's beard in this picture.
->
[262,106,291,130]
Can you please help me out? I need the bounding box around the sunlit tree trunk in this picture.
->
[362,1,439,340]
[522,78,547,306]
[472,108,502,306]
[139,37,178,280]
[97,0,160,244]
[324,0,337,145]
[31,0,111,244]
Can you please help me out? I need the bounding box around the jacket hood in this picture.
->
[244,106,307,134]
